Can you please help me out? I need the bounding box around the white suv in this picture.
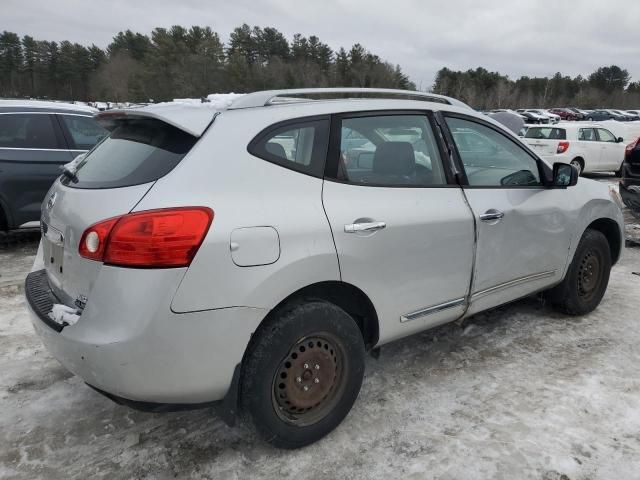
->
[523,123,626,175]
[26,88,624,448]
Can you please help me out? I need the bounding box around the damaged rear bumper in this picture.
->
[25,267,267,406]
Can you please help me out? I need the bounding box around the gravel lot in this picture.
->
[1,177,639,480]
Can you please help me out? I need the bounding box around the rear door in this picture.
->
[0,112,73,229]
[442,113,573,316]
[322,111,475,344]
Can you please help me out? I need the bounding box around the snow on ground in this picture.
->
[1,178,640,479]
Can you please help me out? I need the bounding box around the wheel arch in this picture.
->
[586,217,622,265]
[246,280,380,356]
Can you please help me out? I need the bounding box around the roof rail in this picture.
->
[227,88,470,110]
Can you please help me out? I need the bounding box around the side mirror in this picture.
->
[553,162,578,187]
[617,137,624,143]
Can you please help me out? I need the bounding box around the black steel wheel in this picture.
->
[546,229,611,315]
[241,300,365,449]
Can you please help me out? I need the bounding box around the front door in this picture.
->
[443,114,573,316]
[322,112,475,344]
[596,127,624,171]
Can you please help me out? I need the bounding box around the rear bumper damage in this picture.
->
[26,268,266,406]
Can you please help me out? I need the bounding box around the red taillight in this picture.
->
[79,207,214,268]
[557,141,570,154]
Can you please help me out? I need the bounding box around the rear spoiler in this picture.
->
[96,103,219,137]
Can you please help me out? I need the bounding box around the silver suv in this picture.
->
[26,88,624,448]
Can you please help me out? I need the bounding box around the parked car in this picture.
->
[567,108,589,120]
[523,123,626,175]
[586,110,625,122]
[620,135,640,218]
[516,109,550,124]
[540,110,562,123]
[610,109,640,121]
[0,100,107,232]
[490,109,527,120]
[548,108,579,121]
[26,88,624,449]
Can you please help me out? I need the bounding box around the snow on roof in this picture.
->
[0,99,98,113]
[100,93,245,137]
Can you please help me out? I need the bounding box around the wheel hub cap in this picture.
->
[273,335,342,424]
[577,249,601,298]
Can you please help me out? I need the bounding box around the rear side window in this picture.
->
[60,115,108,150]
[524,127,566,140]
[64,117,196,189]
[0,113,59,149]
[248,119,329,177]
[578,128,596,141]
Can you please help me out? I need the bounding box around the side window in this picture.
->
[249,119,329,177]
[597,128,616,143]
[445,117,541,187]
[336,114,446,186]
[60,115,108,150]
[578,128,596,141]
[0,113,58,149]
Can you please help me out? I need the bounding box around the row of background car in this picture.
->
[487,108,640,124]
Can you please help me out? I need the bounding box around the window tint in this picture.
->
[64,118,196,189]
[524,127,566,140]
[446,117,541,187]
[578,128,596,141]
[60,115,108,150]
[597,128,616,143]
[249,119,329,177]
[336,115,446,186]
[0,113,58,149]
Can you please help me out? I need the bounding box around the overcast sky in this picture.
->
[4,0,639,88]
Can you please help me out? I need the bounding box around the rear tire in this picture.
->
[546,229,611,315]
[570,159,583,176]
[240,299,365,449]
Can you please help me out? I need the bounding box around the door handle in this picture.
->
[344,221,386,233]
[479,210,504,222]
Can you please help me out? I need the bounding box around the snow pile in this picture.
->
[48,304,80,326]
[206,93,244,109]
[144,93,245,112]
[63,152,86,172]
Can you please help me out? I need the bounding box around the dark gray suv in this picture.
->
[0,100,107,232]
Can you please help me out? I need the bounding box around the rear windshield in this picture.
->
[62,117,197,189]
[524,127,566,140]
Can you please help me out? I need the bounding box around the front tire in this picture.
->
[240,300,365,449]
[547,229,611,315]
